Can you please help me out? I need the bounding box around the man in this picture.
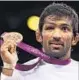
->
[0,2,79,80]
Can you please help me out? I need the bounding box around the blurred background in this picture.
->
[0,1,79,70]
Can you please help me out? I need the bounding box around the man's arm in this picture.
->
[1,68,20,80]
[2,68,13,76]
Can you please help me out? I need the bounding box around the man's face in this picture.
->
[41,16,73,59]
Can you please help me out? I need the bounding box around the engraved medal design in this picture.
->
[1,32,23,43]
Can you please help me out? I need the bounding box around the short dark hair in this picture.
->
[39,3,78,36]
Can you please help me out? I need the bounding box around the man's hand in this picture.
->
[0,32,23,76]
[1,40,18,65]
[0,40,18,76]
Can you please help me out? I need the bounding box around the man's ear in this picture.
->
[72,33,79,46]
[35,29,42,43]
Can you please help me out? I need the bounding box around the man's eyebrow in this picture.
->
[60,24,71,27]
[44,22,72,27]
[44,22,56,25]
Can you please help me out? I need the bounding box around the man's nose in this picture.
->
[52,29,62,41]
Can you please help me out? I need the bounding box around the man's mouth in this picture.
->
[49,42,63,45]
[49,42,64,48]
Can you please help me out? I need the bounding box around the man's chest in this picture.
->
[21,64,78,80]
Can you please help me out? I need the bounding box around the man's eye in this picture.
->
[61,27,69,32]
[45,26,55,30]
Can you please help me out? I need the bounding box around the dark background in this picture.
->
[0,1,79,69]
